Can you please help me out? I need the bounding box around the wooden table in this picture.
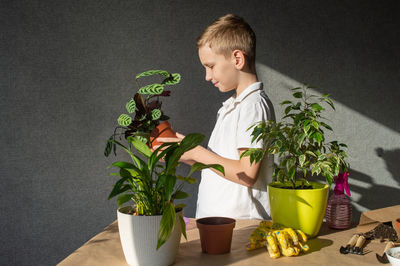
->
[58,217,396,265]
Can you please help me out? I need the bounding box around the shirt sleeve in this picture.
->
[236,102,267,150]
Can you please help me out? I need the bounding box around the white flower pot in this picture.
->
[117,205,182,266]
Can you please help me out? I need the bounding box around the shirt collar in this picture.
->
[221,82,263,110]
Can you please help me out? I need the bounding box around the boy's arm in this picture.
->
[181,145,261,188]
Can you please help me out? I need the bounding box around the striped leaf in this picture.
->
[125,98,136,114]
[162,73,181,85]
[117,114,132,127]
[138,83,164,95]
[135,135,148,144]
[151,109,162,120]
[135,70,170,80]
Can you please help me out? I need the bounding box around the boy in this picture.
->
[159,14,275,219]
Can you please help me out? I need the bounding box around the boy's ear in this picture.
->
[232,50,246,70]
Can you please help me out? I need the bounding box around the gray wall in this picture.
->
[1,1,399,265]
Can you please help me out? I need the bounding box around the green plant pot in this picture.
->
[268,181,329,238]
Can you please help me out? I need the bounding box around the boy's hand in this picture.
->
[156,132,185,144]
[151,132,196,165]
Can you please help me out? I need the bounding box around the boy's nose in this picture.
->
[205,69,212,81]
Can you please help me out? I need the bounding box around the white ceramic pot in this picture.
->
[117,205,182,266]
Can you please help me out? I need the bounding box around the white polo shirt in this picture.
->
[196,82,275,220]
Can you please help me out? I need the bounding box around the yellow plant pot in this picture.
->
[268,181,329,238]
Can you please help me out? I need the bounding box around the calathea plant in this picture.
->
[241,85,349,189]
[105,69,181,156]
[108,133,224,249]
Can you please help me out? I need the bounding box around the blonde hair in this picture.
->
[197,14,256,66]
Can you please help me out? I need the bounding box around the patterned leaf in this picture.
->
[135,135,148,144]
[125,98,136,114]
[138,83,164,95]
[117,114,132,127]
[162,73,181,85]
[136,70,170,80]
[151,109,162,120]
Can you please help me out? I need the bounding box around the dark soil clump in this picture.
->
[362,223,398,242]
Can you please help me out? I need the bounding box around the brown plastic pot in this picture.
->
[196,217,236,254]
[149,121,176,147]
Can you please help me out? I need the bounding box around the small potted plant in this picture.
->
[105,69,181,153]
[106,133,224,266]
[242,85,349,237]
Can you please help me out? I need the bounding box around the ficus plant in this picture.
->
[105,69,181,156]
[241,85,349,189]
[107,133,224,249]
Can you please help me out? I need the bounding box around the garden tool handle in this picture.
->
[384,241,395,253]
[355,235,366,248]
[347,234,359,247]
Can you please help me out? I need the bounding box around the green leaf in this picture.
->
[138,83,164,95]
[313,132,323,144]
[311,121,319,129]
[188,162,225,177]
[311,103,324,111]
[119,168,133,178]
[130,136,152,158]
[175,203,186,209]
[297,133,307,147]
[110,161,146,181]
[288,166,296,179]
[104,136,113,157]
[172,191,189,199]
[164,175,176,201]
[178,215,187,240]
[176,176,197,184]
[303,123,311,133]
[302,168,307,177]
[125,98,136,114]
[149,142,178,171]
[136,69,170,80]
[162,73,181,85]
[291,87,302,91]
[320,122,333,131]
[293,92,303,98]
[325,98,335,110]
[280,100,292,105]
[284,106,292,115]
[157,202,176,249]
[292,102,301,110]
[311,165,321,176]
[151,109,162,120]
[299,154,306,167]
[111,161,136,169]
[117,194,134,208]
[108,176,129,199]
[117,114,132,127]
[286,157,296,173]
[178,133,205,153]
[165,133,205,175]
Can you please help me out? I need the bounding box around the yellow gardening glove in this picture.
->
[246,221,310,257]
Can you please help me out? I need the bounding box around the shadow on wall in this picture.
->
[349,147,400,222]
